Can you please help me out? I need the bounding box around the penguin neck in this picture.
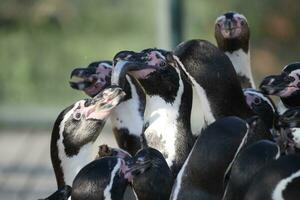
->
[110,75,145,137]
[143,73,193,170]
[225,49,255,88]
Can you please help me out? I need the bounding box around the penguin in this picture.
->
[170,117,250,200]
[260,62,300,110]
[174,39,257,136]
[71,157,131,200]
[244,154,300,200]
[129,147,173,200]
[111,49,195,177]
[243,88,279,134]
[50,86,125,188]
[222,140,280,200]
[70,60,145,156]
[215,12,255,88]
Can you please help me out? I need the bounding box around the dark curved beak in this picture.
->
[69,67,96,90]
[112,60,159,88]
[125,158,152,176]
[259,74,288,95]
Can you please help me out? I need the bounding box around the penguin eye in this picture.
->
[284,76,295,83]
[240,20,245,26]
[73,112,82,120]
[254,98,261,105]
[159,61,166,67]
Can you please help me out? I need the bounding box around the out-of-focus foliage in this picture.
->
[0,0,299,124]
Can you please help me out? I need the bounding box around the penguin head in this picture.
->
[71,157,130,200]
[215,12,250,52]
[96,144,132,160]
[112,49,183,103]
[70,60,112,97]
[125,147,172,199]
[59,86,125,156]
[243,88,278,130]
[260,63,300,99]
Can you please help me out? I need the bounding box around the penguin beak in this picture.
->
[70,67,97,89]
[84,86,126,120]
[112,60,159,88]
[125,158,152,177]
[70,66,112,97]
[278,108,300,128]
[259,74,292,96]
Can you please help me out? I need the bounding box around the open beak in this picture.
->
[259,74,289,96]
[84,86,125,120]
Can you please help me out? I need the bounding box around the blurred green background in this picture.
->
[0,0,299,129]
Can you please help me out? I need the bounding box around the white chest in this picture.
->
[110,76,144,136]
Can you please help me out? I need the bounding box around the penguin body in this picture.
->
[174,39,254,136]
[112,49,195,177]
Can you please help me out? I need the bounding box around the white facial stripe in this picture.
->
[173,55,215,136]
[153,50,166,60]
[104,158,122,200]
[234,13,248,22]
[112,61,128,85]
[291,128,300,148]
[272,169,300,200]
[275,145,281,159]
[245,90,276,112]
[100,63,112,69]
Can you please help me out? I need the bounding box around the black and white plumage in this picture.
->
[170,117,249,200]
[174,39,255,136]
[50,86,125,188]
[70,60,145,156]
[215,12,255,88]
[39,185,72,200]
[111,49,195,177]
[244,154,300,200]
[223,140,280,200]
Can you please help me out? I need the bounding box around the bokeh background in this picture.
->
[0,0,299,199]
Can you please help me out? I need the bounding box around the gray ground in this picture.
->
[0,123,134,200]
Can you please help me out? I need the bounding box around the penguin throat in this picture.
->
[110,76,145,137]
[225,49,255,88]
